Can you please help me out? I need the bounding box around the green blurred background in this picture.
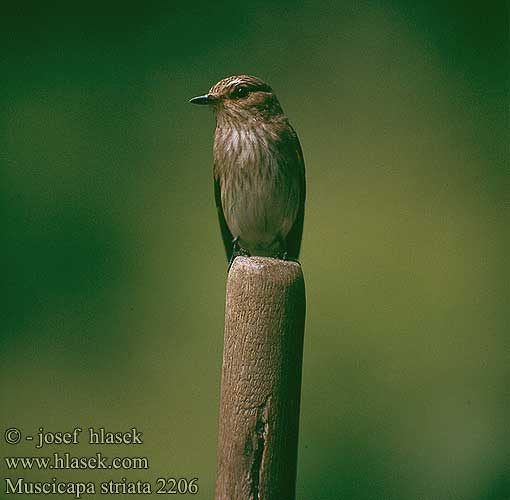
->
[1,1,508,499]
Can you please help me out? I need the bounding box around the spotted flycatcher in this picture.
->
[190,75,305,267]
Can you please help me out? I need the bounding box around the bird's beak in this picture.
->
[189,94,211,105]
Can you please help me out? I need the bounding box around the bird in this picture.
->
[189,75,305,268]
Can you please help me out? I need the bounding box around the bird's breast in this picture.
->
[214,124,301,253]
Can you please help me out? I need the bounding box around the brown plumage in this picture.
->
[190,75,305,266]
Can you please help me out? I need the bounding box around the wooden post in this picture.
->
[215,256,306,500]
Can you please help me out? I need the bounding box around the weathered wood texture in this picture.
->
[215,256,306,500]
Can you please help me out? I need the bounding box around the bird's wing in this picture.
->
[284,129,306,260]
[214,174,234,262]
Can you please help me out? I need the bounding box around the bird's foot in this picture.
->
[273,246,300,263]
[228,238,251,272]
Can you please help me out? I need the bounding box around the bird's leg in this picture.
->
[274,237,288,261]
[228,237,250,272]
[233,236,250,257]
[275,238,299,263]
[276,250,299,264]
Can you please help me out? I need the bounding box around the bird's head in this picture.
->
[189,75,283,122]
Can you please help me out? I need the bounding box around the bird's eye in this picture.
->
[234,86,249,98]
